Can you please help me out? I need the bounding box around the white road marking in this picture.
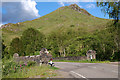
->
[70,71,89,80]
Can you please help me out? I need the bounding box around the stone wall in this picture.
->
[13,53,52,64]
[13,54,41,64]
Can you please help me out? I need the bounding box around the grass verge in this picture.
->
[3,64,58,78]
[53,60,110,63]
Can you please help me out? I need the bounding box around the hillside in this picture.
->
[2,4,110,45]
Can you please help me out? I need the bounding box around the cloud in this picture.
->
[0,24,3,27]
[59,0,80,3]
[59,2,65,6]
[86,4,96,9]
[59,0,82,8]
[2,0,40,24]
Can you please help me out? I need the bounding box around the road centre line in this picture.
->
[70,71,89,80]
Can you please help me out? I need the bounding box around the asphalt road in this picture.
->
[54,62,118,79]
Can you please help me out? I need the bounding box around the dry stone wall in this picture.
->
[13,48,52,64]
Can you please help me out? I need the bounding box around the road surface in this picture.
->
[54,62,118,79]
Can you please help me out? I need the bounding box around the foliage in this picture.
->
[97,1,120,24]
[3,23,119,61]
[21,28,45,55]
[8,28,45,56]
[3,60,25,76]
[9,37,24,56]
[34,51,40,55]
[2,59,38,77]
[2,40,7,58]
[27,61,36,67]
[3,63,57,78]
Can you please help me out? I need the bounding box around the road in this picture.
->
[54,62,118,79]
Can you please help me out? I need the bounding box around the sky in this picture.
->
[0,0,110,27]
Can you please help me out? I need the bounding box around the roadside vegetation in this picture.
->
[53,60,110,63]
[2,58,58,78]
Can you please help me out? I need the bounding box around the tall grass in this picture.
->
[3,64,58,78]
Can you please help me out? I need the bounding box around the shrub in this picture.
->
[34,51,40,55]
[3,61,29,76]
[2,61,18,75]
[27,61,36,67]
[70,25,75,27]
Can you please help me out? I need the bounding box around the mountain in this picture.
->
[1,4,110,45]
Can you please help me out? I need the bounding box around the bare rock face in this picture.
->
[69,4,81,13]
[69,4,91,16]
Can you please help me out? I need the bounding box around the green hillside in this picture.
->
[2,4,120,61]
[2,4,110,45]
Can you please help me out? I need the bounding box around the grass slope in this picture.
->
[2,4,110,45]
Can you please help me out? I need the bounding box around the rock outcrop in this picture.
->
[69,4,81,13]
[69,4,91,16]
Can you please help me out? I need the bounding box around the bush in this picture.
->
[2,61,18,75]
[70,25,75,27]
[27,61,36,67]
[34,51,40,55]
[2,61,32,76]
[92,59,96,61]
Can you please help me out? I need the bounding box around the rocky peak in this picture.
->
[69,4,81,13]
[69,4,91,16]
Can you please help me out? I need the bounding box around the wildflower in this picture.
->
[20,64,22,68]
[14,67,15,70]
[25,64,27,66]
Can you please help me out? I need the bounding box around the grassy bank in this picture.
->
[53,60,110,63]
[3,64,59,78]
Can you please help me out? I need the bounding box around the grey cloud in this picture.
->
[2,0,40,24]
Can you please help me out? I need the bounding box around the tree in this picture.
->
[2,40,6,58]
[97,1,120,24]
[9,37,24,56]
[21,28,45,55]
[97,1,120,61]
